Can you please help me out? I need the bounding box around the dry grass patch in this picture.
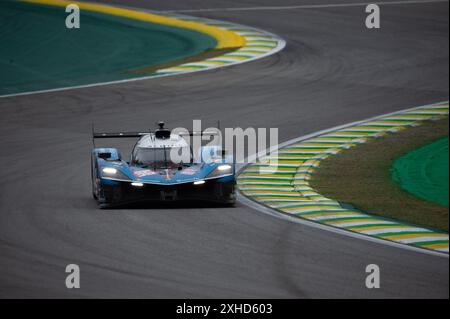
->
[310,117,449,232]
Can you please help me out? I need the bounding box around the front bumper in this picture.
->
[98,178,235,207]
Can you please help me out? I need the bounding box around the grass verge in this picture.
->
[128,48,240,75]
[310,117,449,232]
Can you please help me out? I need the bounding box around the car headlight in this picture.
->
[217,164,232,171]
[207,164,233,179]
[101,167,131,181]
[102,167,117,175]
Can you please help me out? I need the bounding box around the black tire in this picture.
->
[92,181,98,200]
[91,155,99,200]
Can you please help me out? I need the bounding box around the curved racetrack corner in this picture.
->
[0,0,448,298]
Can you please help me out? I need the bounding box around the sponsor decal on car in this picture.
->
[132,169,157,177]
[180,168,198,176]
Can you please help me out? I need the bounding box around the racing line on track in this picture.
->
[164,0,450,13]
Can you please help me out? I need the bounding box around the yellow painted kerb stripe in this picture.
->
[20,0,246,50]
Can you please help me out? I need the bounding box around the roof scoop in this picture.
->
[155,121,171,140]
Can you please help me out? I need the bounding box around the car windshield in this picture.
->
[132,147,191,168]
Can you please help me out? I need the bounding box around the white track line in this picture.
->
[236,101,449,259]
[165,0,448,13]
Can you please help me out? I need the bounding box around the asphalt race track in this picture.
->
[0,0,448,298]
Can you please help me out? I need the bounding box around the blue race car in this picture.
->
[91,122,235,208]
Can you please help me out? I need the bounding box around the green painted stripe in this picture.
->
[318,216,378,223]
[173,65,207,69]
[248,42,277,46]
[253,194,301,198]
[406,112,448,116]
[296,210,356,216]
[347,223,404,229]
[239,180,293,184]
[413,240,449,246]
[243,171,297,175]
[245,44,276,48]
[237,50,269,54]
[305,141,354,145]
[374,231,435,237]
[208,59,237,64]
[224,54,253,59]
[372,118,419,123]
[237,181,292,185]
[341,128,393,133]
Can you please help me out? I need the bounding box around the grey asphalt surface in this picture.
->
[0,0,448,298]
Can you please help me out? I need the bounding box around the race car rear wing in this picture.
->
[93,132,148,139]
[92,121,222,148]
[178,131,221,136]
[92,131,221,139]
